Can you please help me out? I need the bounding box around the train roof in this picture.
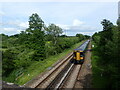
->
[74,48,83,51]
[74,40,90,51]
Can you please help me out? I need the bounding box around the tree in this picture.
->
[100,19,113,45]
[117,17,120,52]
[84,35,90,39]
[26,13,45,61]
[76,33,85,41]
[117,17,120,29]
[92,32,101,45]
[98,20,113,60]
[1,34,8,48]
[46,24,63,46]
[98,19,113,63]
[92,19,119,88]
[2,49,16,76]
[60,35,67,37]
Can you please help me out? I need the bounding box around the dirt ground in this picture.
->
[74,41,92,88]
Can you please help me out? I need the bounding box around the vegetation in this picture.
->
[92,19,120,89]
[3,41,85,85]
[1,13,89,84]
[76,33,90,41]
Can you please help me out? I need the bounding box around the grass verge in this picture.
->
[5,40,85,85]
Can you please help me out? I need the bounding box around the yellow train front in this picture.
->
[73,49,84,64]
[71,40,90,64]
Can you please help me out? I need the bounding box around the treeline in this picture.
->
[2,13,89,81]
[92,19,120,88]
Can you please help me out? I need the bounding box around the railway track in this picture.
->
[46,63,74,89]
[35,54,83,89]
[34,40,89,89]
[62,64,82,89]
[46,64,82,89]
[35,53,73,88]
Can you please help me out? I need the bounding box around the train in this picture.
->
[72,40,90,64]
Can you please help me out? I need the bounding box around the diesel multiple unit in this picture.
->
[72,40,90,64]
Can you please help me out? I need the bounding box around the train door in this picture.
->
[76,51,80,60]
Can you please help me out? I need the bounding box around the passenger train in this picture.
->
[72,40,90,64]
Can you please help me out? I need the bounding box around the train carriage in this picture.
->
[73,49,84,64]
[72,40,90,64]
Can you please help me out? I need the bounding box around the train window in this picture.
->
[74,52,76,57]
[80,52,84,57]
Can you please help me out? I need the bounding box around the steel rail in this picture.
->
[35,53,73,88]
[35,40,90,88]
[54,64,74,89]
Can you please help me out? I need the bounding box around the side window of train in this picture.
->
[74,52,76,57]
[80,52,84,57]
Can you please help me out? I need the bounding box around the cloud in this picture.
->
[19,22,29,28]
[1,19,100,36]
[0,27,22,35]
[2,28,16,32]
[0,11,5,16]
[5,21,29,29]
[56,24,70,30]
[0,21,29,35]
[57,19,100,36]
[77,31,95,35]
[69,25,98,32]
[1,20,29,31]
[1,2,117,36]
[73,19,84,26]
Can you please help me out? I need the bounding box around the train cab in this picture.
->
[71,40,90,64]
[72,49,84,64]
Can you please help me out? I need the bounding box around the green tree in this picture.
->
[92,19,120,88]
[26,13,45,61]
[92,32,101,45]
[2,49,16,76]
[46,24,63,46]
[1,34,8,48]
[100,19,113,45]
[117,17,120,29]
[84,35,90,39]
[117,17,120,53]
[76,33,85,41]
[98,19,113,65]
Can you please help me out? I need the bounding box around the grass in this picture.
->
[6,40,85,85]
[0,48,7,52]
[91,41,108,88]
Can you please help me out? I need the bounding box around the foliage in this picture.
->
[26,13,45,61]
[76,33,90,41]
[92,32,101,45]
[60,35,67,37]
[3,40,85,85]
[2,49,16,76]
[76,33,85,41]
[91,41,109,88]
[46,24,63,46]
[92,19,120,89]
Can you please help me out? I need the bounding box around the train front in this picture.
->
[72,40,90,64]
[73,49,84,64]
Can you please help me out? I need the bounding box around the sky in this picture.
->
[0,1,119,36]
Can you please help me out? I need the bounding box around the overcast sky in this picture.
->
[0,1,118,36]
